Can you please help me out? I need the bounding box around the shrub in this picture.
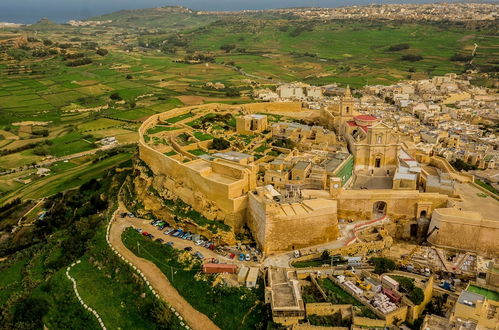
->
[407,287,424,305]
[370,257,396,274]
[401,54,423,62]
[450,54,473,62]
[220,44,236,53]
[96,48,108,56]
[110,92,122,101]
[211,138,230,150]
[388,43,410,51]
[66,58,92,67]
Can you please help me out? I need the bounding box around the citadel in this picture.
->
[135,85,499,258]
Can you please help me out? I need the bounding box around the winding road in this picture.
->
[108,208,219,330]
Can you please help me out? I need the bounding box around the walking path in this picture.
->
[108,207,219,330]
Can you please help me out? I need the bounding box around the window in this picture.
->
[375,158,381,168]
[346,106,350,114]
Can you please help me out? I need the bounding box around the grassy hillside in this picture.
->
[0,166,181,329]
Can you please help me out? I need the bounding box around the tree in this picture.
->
[220,44,236,53]
[407,287,424,305]
[110,92,122,101]
[401,54,423,62]
[370,257,396,274]
[96,48,108,56]
[388,43,410,51]
[211,138,230,150]
[12,297,49,328]
[33,145,49,156]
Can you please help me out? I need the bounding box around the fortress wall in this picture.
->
[428,208,499,257]
[262,200,339,254]
[246,193,268,250]
[337,190,448,221]
[139,112,251,228]
[244,101,302,113]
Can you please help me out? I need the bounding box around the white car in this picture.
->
[245,254,250,261]
[195,240,204,246]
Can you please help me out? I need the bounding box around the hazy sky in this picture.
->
[0,0,469,23]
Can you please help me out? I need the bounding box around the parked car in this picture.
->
[142,232,150,237]
[253,256,258,262]
[166,241,174,246]
[158,224,167,230]
[155,221,165,227]
[194,251,204,259]
[184,247,193,251]
[229,253,235,259]
[172,230,182,237]
[245,254,251,261]
[136,228,143,233]
[155,238,164,243]
[239,253,245,261]
[151,220,158,225]
[164,228,174,235]
[146,234,154,239]
[195,240,204,246]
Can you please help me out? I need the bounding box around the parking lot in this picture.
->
[121,214,260,266]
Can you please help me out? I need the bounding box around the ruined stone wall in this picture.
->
[428,208,499,257]
[337,190,448,221]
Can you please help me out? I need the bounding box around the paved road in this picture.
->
[109,210,219,330]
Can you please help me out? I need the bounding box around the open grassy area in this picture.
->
[122,227,268,330]
[0,166,179,329]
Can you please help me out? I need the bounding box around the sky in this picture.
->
[0,0,473,24]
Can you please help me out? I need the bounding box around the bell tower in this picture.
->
[340,85,355,118]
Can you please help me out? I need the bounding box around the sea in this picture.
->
[0,0,471,24]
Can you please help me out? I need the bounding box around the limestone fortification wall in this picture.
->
[243,101,302,113]
[338,190,448,221]
[138,108,252,230]
[428,208,499,257]
[247,193,339,254]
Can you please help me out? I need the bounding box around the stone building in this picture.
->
[236,114,268,135]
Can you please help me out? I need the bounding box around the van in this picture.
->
[293,250,301,258]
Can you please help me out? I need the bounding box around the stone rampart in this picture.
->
[428,208,499,257]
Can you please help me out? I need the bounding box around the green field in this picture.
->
[122,228,268,330]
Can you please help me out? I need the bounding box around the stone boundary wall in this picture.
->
[305,303,352,316]
[65,260,107,330]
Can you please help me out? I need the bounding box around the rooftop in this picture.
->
[355,115,378,121]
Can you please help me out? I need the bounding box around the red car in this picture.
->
[229,253,235,259]
[142,232,149,236]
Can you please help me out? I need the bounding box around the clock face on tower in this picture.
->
[333,184,339,189]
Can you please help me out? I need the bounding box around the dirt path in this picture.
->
[109,210,220,330]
